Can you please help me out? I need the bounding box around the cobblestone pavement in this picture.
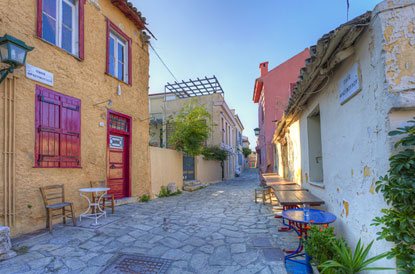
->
[1,169,298,274]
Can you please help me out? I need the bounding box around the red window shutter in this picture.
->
[35,86,81,168]
[78,0,85,60]
[36,0,43,38]
[35,86,61,167]
[60,96,81,167]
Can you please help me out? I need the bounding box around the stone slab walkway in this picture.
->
[0,169,298,274]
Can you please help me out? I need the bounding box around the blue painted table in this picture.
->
[282,208,336,274]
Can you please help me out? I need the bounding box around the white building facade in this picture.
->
[234,113,245,174]
[274,1,415,270]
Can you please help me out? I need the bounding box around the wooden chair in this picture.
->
[39,185,76,232]
[90,180,115,214]
[255,186,272,204]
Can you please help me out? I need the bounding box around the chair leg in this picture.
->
[47,209,52,233]
[264,189,270,204]
[111,197,115,214]
[62,208,66,224]
[46,209,49,229]
[70,204,76,226]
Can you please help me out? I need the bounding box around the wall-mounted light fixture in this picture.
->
[93,99,112,107]
[117,84,122,96]
[0,34,34,84]
[254,128,260,137]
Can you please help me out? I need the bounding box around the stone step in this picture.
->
[183,180,200,186]
[183,180,208,192]
[114,197,139,206]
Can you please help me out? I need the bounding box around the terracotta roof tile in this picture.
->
[111,0,146,30]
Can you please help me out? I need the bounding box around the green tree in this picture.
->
[242,147,252,158]
[202,146,228,161]
[372,118,415,273]
[168,102,211,156]
[201,146,228,180]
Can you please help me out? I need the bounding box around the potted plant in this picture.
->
[304,226,343,273]
[319,239,392,273]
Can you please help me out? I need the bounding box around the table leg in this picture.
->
[93,191,107,225]
[79,192,92,222]
[282,219,303,254]
[79,191,107,226]
[278,205,299,232]
[284,222,312,273]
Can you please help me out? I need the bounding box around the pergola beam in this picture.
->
[165,76,224,98]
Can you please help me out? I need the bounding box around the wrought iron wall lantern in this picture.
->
[254,128,260,137]
[0,34,34,83]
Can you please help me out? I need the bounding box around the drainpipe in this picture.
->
[2,76,16,227]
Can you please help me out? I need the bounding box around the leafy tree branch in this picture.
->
[168,102,211,156]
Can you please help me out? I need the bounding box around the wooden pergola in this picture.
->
[165,76,224,98]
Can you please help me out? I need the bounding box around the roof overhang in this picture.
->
[276,11,372,139]
[253,78,263,103]
[234,114,244,130]
[111,0,146,30]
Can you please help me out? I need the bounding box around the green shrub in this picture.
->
[372,118,415,272]
[319,239,391,273]
[158,186,171,197]
[242,147,252,158]
[201,146,228,161]
[304,226,344,267]
[139,194,150,202]
[158,186,182,198]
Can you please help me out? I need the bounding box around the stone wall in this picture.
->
[0,0,150,236]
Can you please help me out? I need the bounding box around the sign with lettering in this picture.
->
[110,135,124,149]
[339,63,361,105]
[26,64,54,86]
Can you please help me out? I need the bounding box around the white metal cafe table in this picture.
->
[79,187,110,226]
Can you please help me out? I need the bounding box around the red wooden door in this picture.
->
[107,111,131,199]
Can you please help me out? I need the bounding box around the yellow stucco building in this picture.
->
[0,0,151,236]
[149,90,242,182]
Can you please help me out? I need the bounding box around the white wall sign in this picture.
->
[110,135,124,149]
[339,63,361,105]
[26,64,54,86]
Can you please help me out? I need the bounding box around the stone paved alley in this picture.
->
[0,170,297,274]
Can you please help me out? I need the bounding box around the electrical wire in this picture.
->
[149,43,178,82]
[346,0,350,21]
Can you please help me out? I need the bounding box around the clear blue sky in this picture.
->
[133,0,380,149]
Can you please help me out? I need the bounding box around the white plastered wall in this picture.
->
[290,1,415,270]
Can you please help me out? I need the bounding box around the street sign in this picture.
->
[26,64,54,86]
[339,63,361,105]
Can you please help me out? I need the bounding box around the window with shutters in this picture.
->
[35,85,81,168]
[37,0,85,59]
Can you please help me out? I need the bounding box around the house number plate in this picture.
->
[110,135,124,149]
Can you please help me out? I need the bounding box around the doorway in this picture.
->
[183,155,195,181]
[107,111,131,199]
